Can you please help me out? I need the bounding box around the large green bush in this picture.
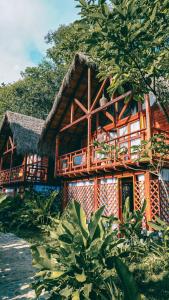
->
[32,200,144,299]
[0,191,61,235]
[31,199,169,300]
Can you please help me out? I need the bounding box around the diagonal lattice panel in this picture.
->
[66,185,94,219]
[97,183,119,217]
[150,180,160,221]
[159,181,169,223]
[134,181,145,211]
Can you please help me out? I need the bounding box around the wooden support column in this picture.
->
[87,67,92,171]
[9,149,13,182]
[70,102,74,123]
[55,135,59,177]
[23,154,27,182]
[145,94,152,161]
[145,171,152,224]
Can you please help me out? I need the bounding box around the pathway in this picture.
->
[0,233,36,299]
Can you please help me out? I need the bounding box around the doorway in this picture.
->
[121,177,134,214]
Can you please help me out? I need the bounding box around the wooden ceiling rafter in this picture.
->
[102,111,115,125]
[60,91,132,133]
[74,98,88,115]
[118,95,132,120]
[90,78,108,111]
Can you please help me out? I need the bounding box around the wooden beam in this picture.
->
[60,115,87,132]
[87,116,91,170]
[145,171,152,224]
[91,91,132,116]
[145,94,152,161]
[55,135,59,177]
[118,97,131,120]
[103,111,115,124]
[70,102,74,123]
[88,67,91,111]
[74,98,88,114]
[90,78,108,111]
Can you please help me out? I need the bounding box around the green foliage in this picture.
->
[120,197,146,239]
[77,0,169,113]
[0,191,61,233]
[32,200,141,299]
[149,217,169,249]
[0,61,58,120]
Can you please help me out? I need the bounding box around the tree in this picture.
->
[76,0,169,119]
[0,22,86,120]
[0,61,58,120]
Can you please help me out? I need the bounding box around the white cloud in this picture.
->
[0,0,77,84]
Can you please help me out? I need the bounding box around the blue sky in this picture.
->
[0,0,79,84]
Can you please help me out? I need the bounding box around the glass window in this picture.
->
[130,121,140,133]
[62,159,68,169]
[119,142,128,154]
[131,138,141,153]
[73,154,85,166]
[119,126,128,137]
[109,130,117,141]
[137,174,145,182]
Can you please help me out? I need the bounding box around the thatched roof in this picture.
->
[39,53,98,156]
[0,111,45,155]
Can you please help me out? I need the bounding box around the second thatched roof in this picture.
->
[0,111,45,155]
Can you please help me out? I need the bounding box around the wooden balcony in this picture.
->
[56,127,169,177]
[0,162,48,186]
[56,128,149,176]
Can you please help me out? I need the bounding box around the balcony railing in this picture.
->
[57,147,87,175]
[56,128,148,176]
[0,162,48,186]
[56,127,169,176]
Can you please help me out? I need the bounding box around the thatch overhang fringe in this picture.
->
[39,53,97,156]
[0,111,45,155]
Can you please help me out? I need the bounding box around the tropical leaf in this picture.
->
[114,257,141,300]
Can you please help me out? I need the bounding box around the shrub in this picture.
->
[0,191,61,234]
[32,200,141,299]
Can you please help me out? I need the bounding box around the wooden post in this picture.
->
[87,67,92,171]
[70,102,74,123]
[88,67,91,111]
[55,135,59,177]
[145,171,152,224]
[23,154,27,182]
[9,149,13,182]
[145,94,152,161]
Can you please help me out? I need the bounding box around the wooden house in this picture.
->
[0,111,55,195]
[40,53,169,224]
